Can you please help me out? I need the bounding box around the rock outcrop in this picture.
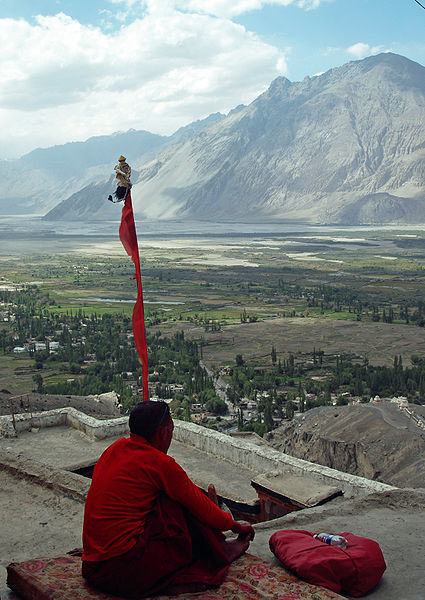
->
[266,403,425,488]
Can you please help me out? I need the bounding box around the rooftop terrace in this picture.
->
[0,408,424,599]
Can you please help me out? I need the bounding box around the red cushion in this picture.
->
[6,552,347,600]
[269,529,386,597]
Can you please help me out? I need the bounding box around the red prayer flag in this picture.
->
[119,192,149,401]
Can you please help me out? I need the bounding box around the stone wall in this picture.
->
[172,421,396,497]
[0,407,128,441]
[0,408,396,497]
[65,409,128,440]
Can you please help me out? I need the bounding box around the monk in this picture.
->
[82,401,255,598]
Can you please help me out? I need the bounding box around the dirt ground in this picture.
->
[250,488,425,600]
[1,469,424,600]
[266,403,425,488]
[0,469,84,591]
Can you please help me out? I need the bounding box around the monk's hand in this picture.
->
[231,520,255,541]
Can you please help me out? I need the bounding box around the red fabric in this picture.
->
[269,529,386,597]
[82,494,231,598]
[82,433,233,562]
[119,192,149,402]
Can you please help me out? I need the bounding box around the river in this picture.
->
[1,215,422,257]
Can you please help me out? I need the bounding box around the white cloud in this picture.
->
[0,7,290,158]
[110,0,325,20]
[323,46,340,56]
[0,0,331,157]
[346,42,385,59]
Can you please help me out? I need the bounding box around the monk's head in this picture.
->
[129,400,174,453]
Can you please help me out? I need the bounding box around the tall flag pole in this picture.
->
[110,156,150,401]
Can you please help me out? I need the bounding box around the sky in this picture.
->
[1,0,424,159]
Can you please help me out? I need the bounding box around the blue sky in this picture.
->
[1,0,424,158]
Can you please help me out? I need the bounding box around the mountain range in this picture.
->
[3,52,425,224]
[0,113,225,217]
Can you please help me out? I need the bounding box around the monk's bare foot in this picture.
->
[208,483,219,506]
[222,532,251,562]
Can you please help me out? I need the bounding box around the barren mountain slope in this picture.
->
[37,53,425,223]
[130,53,425,224]
[266,403,425,488]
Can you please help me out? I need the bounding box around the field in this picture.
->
[1,225,425,393]
[179,317,425,368]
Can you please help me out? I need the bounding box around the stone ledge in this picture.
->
[0,449,88,503]
[0,408,128,441]
[173,421,397,497]
[0,408,398,497]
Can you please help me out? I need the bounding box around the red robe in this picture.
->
[82,433,234,597]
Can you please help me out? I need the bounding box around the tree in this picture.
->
[286,399,295,420]
[235,354,244,367]
[205,396,228,415]
[271,346,277,365]
[0,330,8,353]
[32,373,44,394]
[252,421,267,437]
[237,408,244,431]
[183,405,192,422]
[264,400,274,431]
[298,382,306,412]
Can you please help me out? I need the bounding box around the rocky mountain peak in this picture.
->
[12,52,425,224]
